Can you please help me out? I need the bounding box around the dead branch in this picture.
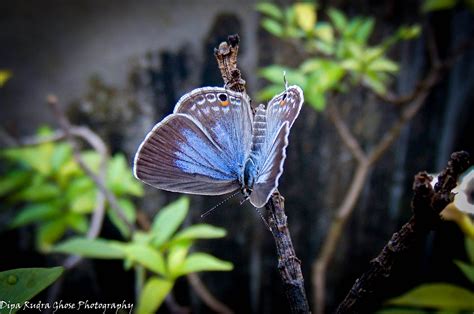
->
[336,151,470,313]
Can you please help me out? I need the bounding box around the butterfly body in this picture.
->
[134,86,303,208]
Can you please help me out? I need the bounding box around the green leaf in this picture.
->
[261,18,284,37]
[0,70,12,87]
[10,202,62,228]
[172,224,227,242]
[0,267,63,312]
[355,18,375,44]
[300,59,322,73]
[454,260,474,283]
[167,241,192,278]
[137,277,173,314]
[422,0,457,12]
[12,182,61,202]
[314,23,334,44]
[65,213,88,234]
[107,198,136,238]
[368,58,399,73]
[70,189,96,214]
[466,237,474,264]
[65,177,95,202]
[151,197,189,247]
[106,153,143,197]
[81,151,101,173]
[398,25,421,40]
[51,143,72,172]
[294,3,316,32]
[52,237,125,259]
[106,154,128,193]
[255,3,284,20]
[387,283,474,310]
[259,65,290,84]
[174,253,233,277]
[327,8,347,32]
[37,218,68,251]
[314,40,335,55]
[0,171,30,198]
[256,84,285,102]
[363,71,387,95]
[306,88,326,111]
[340,59,361,71]
[2,145,53,175]
[123,244,166,276]
[376,309,429,314]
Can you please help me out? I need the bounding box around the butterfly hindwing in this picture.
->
[134,113,240,195]
[249,122,290,207]
[249,86,303,207]
[174,87,253,172]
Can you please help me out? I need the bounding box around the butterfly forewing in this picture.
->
[174,87,253,171]
[134,113,240,195]
[265,85,303,142]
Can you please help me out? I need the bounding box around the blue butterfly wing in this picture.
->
[249,86,304,207]
[134,113,240,195]
[173,87,253,172]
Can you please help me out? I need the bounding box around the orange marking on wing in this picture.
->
[279,100,286,106]
[220,100,230,106]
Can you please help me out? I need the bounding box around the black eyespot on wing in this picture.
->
[282,93,287,101]
[218,93,228,102]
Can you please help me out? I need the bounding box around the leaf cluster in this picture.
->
[0,127,143,250]
[52,197,233,314]
[256,2,420,110]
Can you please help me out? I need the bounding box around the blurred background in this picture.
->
[1,0,473,313]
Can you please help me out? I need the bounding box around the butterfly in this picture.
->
[133,85,303,208]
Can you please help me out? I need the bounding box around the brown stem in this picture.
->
[336,151,470,313]
[313,161,370,314]
[215,34,310,313]
[187,273,234,314]
[326,105,367,163]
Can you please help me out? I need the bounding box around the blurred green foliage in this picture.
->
[422,0,474,12]
[1,127,233,312]
[52,197,233,314]
[256,2,420,111]
[379,237,474,313]
[0,70,11,87]
[0,126,143,250]
[0,267,64,314]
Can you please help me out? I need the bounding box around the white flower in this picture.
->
[453,167,474,214]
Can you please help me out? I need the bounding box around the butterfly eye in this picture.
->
[279,93,287,106]
[218,93,230,106]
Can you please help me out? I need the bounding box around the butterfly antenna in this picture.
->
[255,207,272,231]
[283,70,289,91]
[200,190,241,219]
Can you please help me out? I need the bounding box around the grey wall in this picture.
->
[0,0,258,133]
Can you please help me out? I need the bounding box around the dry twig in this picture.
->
[336,151,470,313]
